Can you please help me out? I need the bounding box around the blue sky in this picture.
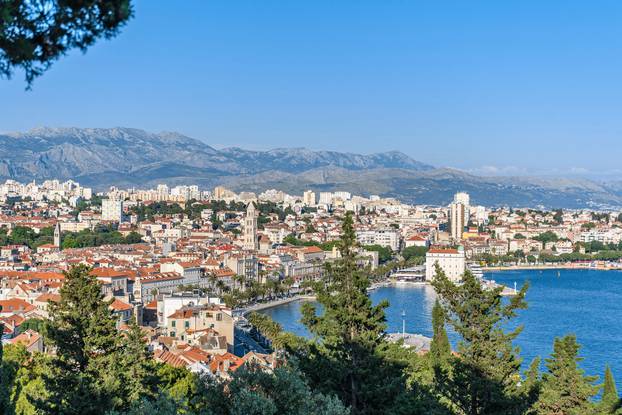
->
[2,1,622,177]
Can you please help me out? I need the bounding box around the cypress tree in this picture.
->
[300,211,407,414]
[40,264,122,414]
[0,321,4,411]
[117,321,161,408]
[429,299,450,368]
[520,356,542,410]
[532,335,599,415]
[600,365,620,414]
[431,263,529,415]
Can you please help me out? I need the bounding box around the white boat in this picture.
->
[391,266,426,284]
[468,263,484,279]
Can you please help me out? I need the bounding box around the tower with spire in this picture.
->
[243,202,259,251]
[53,222,61,248]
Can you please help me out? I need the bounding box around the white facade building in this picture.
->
[425,248,466,282]
[318,192,333,205]
[356,229,400,251]
[303,190,316,206]
[101,199,123,222]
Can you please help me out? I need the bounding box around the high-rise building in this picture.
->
[243,202,258,251]
[102,199,123,222]
[318,192,333,205]
[449,201,466,241]
[453,191,471,223]
[156,184,169,201]
[453,191,470,206]
[303,190,316,206]
[213,186,234,200]
[333,191,351,201]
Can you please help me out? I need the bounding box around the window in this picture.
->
[216,313,222,321]
[171,321,176,327]
[185,321,189,329]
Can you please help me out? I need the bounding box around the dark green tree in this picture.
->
[429,299,450,368]
[40,264,122,414]
[600,365,620,415]
[300,211,408,414]
[520,357,542,409]
[431,263,529,415]
[0,321,4,411]
[1,0,133,86]
[532,335,599,415]
[18,317,46,334]
[402,246,428,262]
[363,244,392,263]
[116,321,161,408]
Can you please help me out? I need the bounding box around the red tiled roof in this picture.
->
[154,349,187,368]
[109,299,133,312]
[427,248,459,254]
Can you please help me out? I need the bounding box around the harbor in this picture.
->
[259,268,622,390]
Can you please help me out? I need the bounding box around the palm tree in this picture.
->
[207,273,218,294]
[282,276,294,297]
[233,274,246,292]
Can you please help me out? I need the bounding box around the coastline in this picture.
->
[238,294,317,317]
[483,264,622,271]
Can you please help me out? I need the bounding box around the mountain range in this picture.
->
[1,127,621,209]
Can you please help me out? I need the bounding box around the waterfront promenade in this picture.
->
[484,262,622,271]
[236,294,316,317]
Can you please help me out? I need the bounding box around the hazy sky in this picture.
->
[2,0,622,177]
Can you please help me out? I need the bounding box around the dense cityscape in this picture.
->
[3,0,622,414]
[0,178,621,413]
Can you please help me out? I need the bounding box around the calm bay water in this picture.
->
[260,269,622,388]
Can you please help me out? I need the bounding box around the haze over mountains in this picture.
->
[1,127,621,209]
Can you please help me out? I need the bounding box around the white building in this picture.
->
[156,292,224,328]
[318,192,333,205]
[333,191,351,201]
[303,190,316,206]
[425,247,466,282]
[449,202,467,241]
[356,229,400,251]
[101,199,123,222]
[454,191,470,207]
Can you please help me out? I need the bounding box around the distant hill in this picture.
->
[1,127,620,208]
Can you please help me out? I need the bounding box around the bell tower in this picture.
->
[54,222,61,248]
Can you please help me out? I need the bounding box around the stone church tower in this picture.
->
[243,202,258,251]
[53,222,61,248]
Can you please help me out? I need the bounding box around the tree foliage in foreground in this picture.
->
[0,0,133,86]
[532,335,600,415]
[431,263,530,415]
[299,211,418,414]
